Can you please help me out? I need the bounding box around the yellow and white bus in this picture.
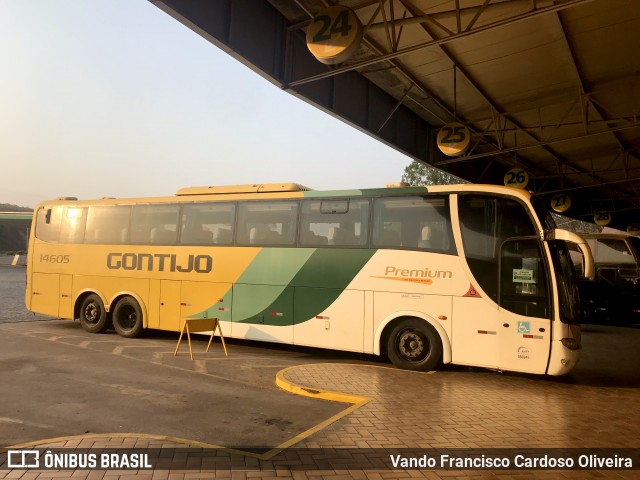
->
[26,183,594,375]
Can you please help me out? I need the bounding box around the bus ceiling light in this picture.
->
[561,338,580,350]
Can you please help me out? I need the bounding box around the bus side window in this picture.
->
[328,226,355,245]
[372,196,453,252]
[85,206,132,244]
[130,205,179,245]
[594,238,636,264]
[181,220,212,244]
[300,199,369,247]
[212,227,233,244]
[418,226,444,249]
[36,207,63,243]
[181,203,235,245]
[237,201,297,246]
[500,238,549,318]
[60,207,87,244]
[459,195,537,303]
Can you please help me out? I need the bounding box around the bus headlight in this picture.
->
[561,338,580,350]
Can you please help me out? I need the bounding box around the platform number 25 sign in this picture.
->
[437,122,471,156]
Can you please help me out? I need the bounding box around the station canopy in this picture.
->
[150,0,640,231]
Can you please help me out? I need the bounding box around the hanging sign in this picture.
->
[306,6,363,65]
[627,224,640,236]
[593,210,612,226]
[503,168,529,189]
[436,122,471,156]
[550,193,571,213]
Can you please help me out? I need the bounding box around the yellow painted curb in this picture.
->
[275,364,372,404]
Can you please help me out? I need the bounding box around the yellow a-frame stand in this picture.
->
[174,318,228,360]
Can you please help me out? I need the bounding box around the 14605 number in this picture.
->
[39,254,70,264]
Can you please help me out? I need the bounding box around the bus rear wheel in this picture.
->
[112,296,144,338]
[79,294,111,333]
[387,318,442,372]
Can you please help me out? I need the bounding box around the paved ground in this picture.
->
[0,263,49,324]
[1,263,639,479]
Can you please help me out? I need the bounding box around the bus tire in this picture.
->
[79,294,111,333]
[112,296,144,338]
[386,318,442,372]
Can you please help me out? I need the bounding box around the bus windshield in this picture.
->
[531,196,557,231]
[548,240,581,324]
[532,196,581,324]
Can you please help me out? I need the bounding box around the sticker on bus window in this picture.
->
[512,269,534,283]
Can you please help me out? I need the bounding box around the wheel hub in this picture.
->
[399,331,425,359]
[85,305,98,323]
[120,306,136,328]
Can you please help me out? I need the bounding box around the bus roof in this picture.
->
[34,183,533,207]
[175,183,313,195]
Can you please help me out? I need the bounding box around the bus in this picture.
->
[570,233,640,325]
[26,183,594,375]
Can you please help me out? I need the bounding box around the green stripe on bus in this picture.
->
[189,248,315,322]
[190,248,376,326]
[240,248,376,326]
[235,248,316,285]
[289,248,375,289]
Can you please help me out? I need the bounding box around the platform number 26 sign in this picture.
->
[503,168,529,189]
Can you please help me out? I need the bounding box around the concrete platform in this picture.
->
[0,318,639,479]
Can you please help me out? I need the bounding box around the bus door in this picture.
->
[30,273,60,316]
[159,280,181,331]
[497,237,551,373]
[457,195,551,374]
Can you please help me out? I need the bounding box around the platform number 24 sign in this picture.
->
[306,6,363,65]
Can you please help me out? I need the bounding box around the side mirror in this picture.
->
[546,229,595,281]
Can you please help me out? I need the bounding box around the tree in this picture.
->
[0,203,32,212]
[401,160,464,186]
[552,214,602,234]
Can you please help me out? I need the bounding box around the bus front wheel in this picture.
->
[112,296,144,338]
[387,318,442,372]
[79,294,111,333]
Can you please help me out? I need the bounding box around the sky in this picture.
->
[0,0,411,209]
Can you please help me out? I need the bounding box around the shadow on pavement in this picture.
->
[553,325,640,388]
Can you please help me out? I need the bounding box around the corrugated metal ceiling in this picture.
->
[151,0,640,230]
